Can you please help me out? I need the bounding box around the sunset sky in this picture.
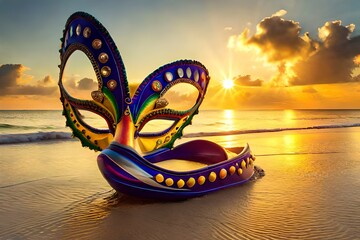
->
[1,0,360,109]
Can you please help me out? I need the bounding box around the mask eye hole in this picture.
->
[76,109,109,131]
[161,83,199,111]
[138,119,176,135]
[61,50,98,100]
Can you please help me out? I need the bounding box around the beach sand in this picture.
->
[1,128,359,239]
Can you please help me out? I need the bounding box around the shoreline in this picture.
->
[1,125,360,147]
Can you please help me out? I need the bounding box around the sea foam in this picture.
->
[0,131,73,144]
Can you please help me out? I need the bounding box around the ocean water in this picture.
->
[0,109,360,239]
[1,109,360,144]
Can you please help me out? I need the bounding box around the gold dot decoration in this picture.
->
[83,27,91,38]
[155,173,164,183]
[98,52,109,63]
[209,172,217,182]
[92,39,102,49]
[177,68,184,78]
[107,79,117,91]
[69,26,73,37]
[101,66,111,77]
[219,168,227,179]
[187,177,196,188]
[177,179,185,188]
[201,80,206,89]
[164,136,170,143]
[154,97,168,109]
[164,72,173,82]
[201,71,206,81]
[151,80,162,92]
[229,166,236,175]
[91,90,104,103]
[249,159,254,166]
[237,168,243,175]
[76,24,81,36]
[165,178,174,186]
[241,160,246,169]
[197,176,206,185]
[194,70,199,82]
[186,67,192,78]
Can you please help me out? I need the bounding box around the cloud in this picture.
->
[318,20,355,47]
[77,77,98,90]
[292,36,360,85]
[39,75,54,86]
[11,85,57,95]
[227,28,252,51]
[229,11,360,86]
[0,64,22,89]
[272,9,287,17]
[353,54,360,65]
[233,74,263,86]
[0,64,57,96]
[245,13,316,62]
[352,74,360,82]
[302,86,318,93]
[241,87,294,108]
[63,77,98,91]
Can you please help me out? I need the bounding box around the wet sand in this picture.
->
[1,128,360,239]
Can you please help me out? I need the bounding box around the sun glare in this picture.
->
[223,79,234,89]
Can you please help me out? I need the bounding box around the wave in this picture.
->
[0,131,73,145]
[0,123,58,130]
[1,123,360,145]
[183,123,360,138]
[0,123,37,130]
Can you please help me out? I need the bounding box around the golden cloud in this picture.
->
[233,75,263,86]
[0,64,57,96]
[229,11,360,86]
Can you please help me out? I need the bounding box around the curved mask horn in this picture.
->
[131,60,210,153]
[58,12,131,151]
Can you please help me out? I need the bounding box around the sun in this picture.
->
[222,79,234,89]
